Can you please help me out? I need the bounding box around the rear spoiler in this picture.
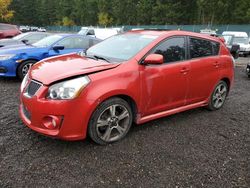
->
[201,33,225,43]
[218,37,225,43]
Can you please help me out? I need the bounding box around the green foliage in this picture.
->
[8,0,250,26]
[98,12,113,26]
[62,17,75,26]
[0,0,14,22]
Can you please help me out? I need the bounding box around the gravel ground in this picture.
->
[0,58,249,188]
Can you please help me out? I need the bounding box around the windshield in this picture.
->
[78,29,88,35]
[86,33,158,62]
[33,35,63,47]
[13,33,30,40]
[223,35,233,45]
[233,37,249,45]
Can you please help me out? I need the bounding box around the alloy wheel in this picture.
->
[96,104,130,142]
[22,63,33,77]
[212,83,227,109]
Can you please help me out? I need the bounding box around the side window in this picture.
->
[152,37,186,63]
[212,42,220,55]
[56,38,74,49]
[25,34,46,43]
[190,38,213,58]
[74,37,90,49]
[56,37,89,49]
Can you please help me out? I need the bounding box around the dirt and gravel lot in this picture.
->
[0,58,249,188]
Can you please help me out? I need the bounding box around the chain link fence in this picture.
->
[46,25,250,35]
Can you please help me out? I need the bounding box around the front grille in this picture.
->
[25,80,42,97]
[22,104,31,120]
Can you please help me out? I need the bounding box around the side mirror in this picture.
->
[144,54,164,65]
[53,45,65,51]
[21,39,29,44]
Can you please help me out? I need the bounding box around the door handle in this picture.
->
[213,62,220,68]
[180,67,190,74]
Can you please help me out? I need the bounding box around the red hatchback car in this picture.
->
[19,30,234,145]
[0,23,21,39]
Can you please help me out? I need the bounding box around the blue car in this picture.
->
[0,34,101,79]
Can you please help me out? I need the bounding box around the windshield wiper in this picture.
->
[93,55,111,63]
[84,54,111,63]
[85,55,97,60]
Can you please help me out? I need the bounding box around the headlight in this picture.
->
[20,73,29,92]
[47,76,90,100]
[0,54,16,61]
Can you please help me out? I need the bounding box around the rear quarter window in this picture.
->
[190,37,221,58]
[190,38,213,58]
[212,42,220,55]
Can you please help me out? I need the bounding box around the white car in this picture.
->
[78,27,119,40]
[200,29,217,35]
[222,31,250,57]
[19,25,30,32]
[37,27,46,32]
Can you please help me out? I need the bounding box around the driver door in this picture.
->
[140,37,190,116]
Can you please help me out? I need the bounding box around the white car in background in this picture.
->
[78,27,120,40]
[38,27,46,32]
[222,31,250,57]
[200,28,217,36]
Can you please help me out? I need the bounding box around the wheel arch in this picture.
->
[207,77,232,104]
[89,93,139,124]
[114,94,138,123]
[16,58,39,75]
[221,77,231,90]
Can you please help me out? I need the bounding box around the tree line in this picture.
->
[1,0,250,26]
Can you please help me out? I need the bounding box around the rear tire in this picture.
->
[88,97,133,145]
[17,60,36,80]
[207,81,228,111]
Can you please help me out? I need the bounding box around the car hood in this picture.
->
[30,53,120,85]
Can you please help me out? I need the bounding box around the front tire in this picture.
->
[207,81,228,111]
[17,60,36,79]
[88,98,133,145]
